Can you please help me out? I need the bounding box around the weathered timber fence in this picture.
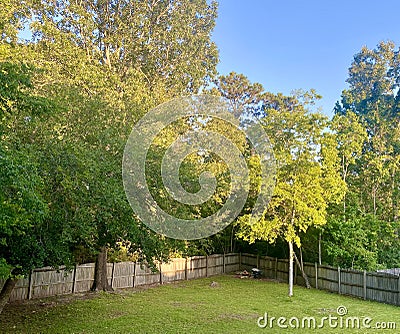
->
[239,253,400,306]
[1,253,239,302]
[2,253,399,306]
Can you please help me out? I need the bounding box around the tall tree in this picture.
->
[211,72,264,118]
[17,0,220,290]
[330,111,367,213]
[335,41,400,221]
[323,41,400,270]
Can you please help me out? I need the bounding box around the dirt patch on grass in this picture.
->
[0,291,98,325]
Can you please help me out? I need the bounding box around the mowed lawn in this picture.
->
[1,275,399,333]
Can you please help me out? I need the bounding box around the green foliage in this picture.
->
[30,0,219,108]
[323,41,400,269]
[335,41,399,221]
[238,91,345,248]
[321,212,400,270]
[211,71,264,118]
[0,0,30,43]
[0,0,220,276]
[0,62,73,278]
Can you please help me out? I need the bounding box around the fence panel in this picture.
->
[134,263,159,286]
[224,253,239,273]
[207,254,224,276]
[366,272,399,305]
[75,263,95,293]
[161,258,186,283]
[240,253,257,271]
[113,262,135,289]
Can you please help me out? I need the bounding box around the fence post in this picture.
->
[338,267,341,294]
[363,270,367,300]
[275,257,278,279]
[257,254,260,269]
[223,253,226,274]
[111,262,115,289]
[206,255,209,277]
[71,265,77,294]
[397,275,400,306]
[159,262,163,285]
[185,258,188,280]
[27,270,34,300]
[315,263,318,289]
[239,253,242,270]
[133,262,136,288]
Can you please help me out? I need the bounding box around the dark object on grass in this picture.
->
[252,268,262,279]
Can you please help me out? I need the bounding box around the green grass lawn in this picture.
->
[1,275,399,333]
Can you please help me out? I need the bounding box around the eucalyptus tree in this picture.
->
[335,41,400,221]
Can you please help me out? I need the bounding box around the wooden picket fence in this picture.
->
[2,253,399,306]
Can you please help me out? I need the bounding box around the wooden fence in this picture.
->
[2,253,399,307]
[1,253,239,302]
[240,253,400,307]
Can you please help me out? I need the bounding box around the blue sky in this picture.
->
[211,0,400,116]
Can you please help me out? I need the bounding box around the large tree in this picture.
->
[323,41,400,270]
[1,0,220,296]
[22,0,219,290]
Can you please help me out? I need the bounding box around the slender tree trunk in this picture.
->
[0,278,18,314]
[293,251,311,289]
[230,224,235,253]
[391,169,397,221]
[288,241,294,297]
[318,231,322,266]
[300,247,304,271]
[92,246,113,292]
[343,158,347,214]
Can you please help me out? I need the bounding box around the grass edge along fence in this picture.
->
[2,253,399,307]
[239,253,400,307]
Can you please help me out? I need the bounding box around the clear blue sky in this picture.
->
[211,0,400,116]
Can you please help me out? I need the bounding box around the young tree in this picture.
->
[238,91,346,296]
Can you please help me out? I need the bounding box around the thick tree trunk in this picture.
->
[92,246,113,292]
[0,277,18,314]
[288,241,294,297]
